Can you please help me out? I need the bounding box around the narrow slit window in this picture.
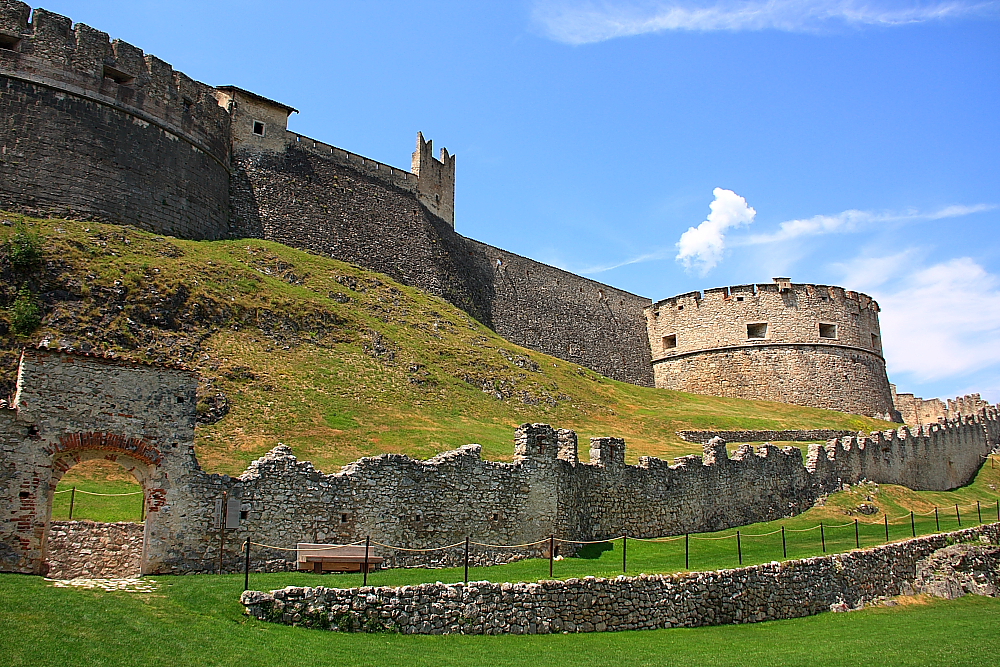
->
[252,120,266,137]
[819,323,837,339]
[662,334,677,350]
[747,323,768,339]
[872,333,880,350]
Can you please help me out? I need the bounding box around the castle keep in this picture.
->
[0,2,914,418]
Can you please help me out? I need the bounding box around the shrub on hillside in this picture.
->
[9,287,42,335]
[8,222,44,271]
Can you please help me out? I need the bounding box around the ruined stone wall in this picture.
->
[231,146,654,386]
[0,347,202,574]
[242,523,1000,635]
[45,519,142,578]
[0,3,231,239]
[646,281,893,418]
[891,387,992,427]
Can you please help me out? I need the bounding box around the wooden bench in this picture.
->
[296,543,384,573]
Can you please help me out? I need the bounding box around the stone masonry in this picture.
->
[241,523,1000,635]
[646,279,894,419]
[1,349,997,576]
[45,519,143,578]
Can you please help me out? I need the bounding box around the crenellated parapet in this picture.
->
[0,2,230,163]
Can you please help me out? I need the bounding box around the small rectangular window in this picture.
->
[735,296,745,302]
[103,65,134,85]
[0,33,21,51]
[747,323,768,339]
[662,334,677,350]
[819,323,837,339]
[252,120,266,136]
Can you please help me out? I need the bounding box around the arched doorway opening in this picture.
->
[43,432,163,577]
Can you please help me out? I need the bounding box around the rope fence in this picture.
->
[51,486,146,521]
[235,498,1000,591]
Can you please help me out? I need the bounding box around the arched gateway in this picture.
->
[0,348,197,575]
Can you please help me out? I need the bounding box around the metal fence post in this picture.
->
[244,538,251,592]
[549,535,555,579]
[884,514,889,542]
[955,504,961,527]
[363,535,371,587]
[781,525,787,559]
[854,519,859,549]
[68,487,76,520]
[934,506,940,532]
[820,522,825,553]
[685,533,689,570]
[910,511,916,537]
[622,533,627,574]
[736,531,742,565]
[977,501,982,524]
[218,491,226,575]
[464,536,470,584]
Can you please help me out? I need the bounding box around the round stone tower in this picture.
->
[644,278,895,420]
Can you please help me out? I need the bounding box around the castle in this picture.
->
[0,2,917,420]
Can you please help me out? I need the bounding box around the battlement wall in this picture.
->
[0,2,231,238]
[891,386,992,426]
[646,280,893,418]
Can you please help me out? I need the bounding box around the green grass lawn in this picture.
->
[1,572,997,667]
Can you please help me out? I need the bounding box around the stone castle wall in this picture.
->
[646,281,894,419]
[0,2,231,239]
[676,429,858,444]
[230,145,655,386]
[0,350,996,575]
[242,523,1000,635]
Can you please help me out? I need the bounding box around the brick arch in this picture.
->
[48,432,163,467]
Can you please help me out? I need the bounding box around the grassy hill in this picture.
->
[0,213,893,479]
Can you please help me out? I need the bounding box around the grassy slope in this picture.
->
[0,213,892,480]
[1,572,997,667]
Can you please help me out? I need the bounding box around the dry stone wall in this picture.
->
[241,523,1000,635]
[45,519,143,578]
[646,281,893,419]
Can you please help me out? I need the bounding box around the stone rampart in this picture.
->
[0,2,231,239]
[45,519,143,578]
[1,350,997,575]
[646,280,894,419]
[891,386,992,427]
[241,523,1000,635]
[677,429,858,444]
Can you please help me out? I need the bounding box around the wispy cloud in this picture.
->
[837,254,1000,384]
[532,0,1000,44]
[737,203,996,245]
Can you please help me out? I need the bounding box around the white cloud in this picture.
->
[838,254,1000,383]
[533,0,1000,44]
[739,203,995,246]
[675,187,756,274]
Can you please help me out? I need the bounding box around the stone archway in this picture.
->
[43,433,163,577]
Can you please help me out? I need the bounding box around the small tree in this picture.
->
[9,287,42,335]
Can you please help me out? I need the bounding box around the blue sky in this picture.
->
[43,1,1000,403]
